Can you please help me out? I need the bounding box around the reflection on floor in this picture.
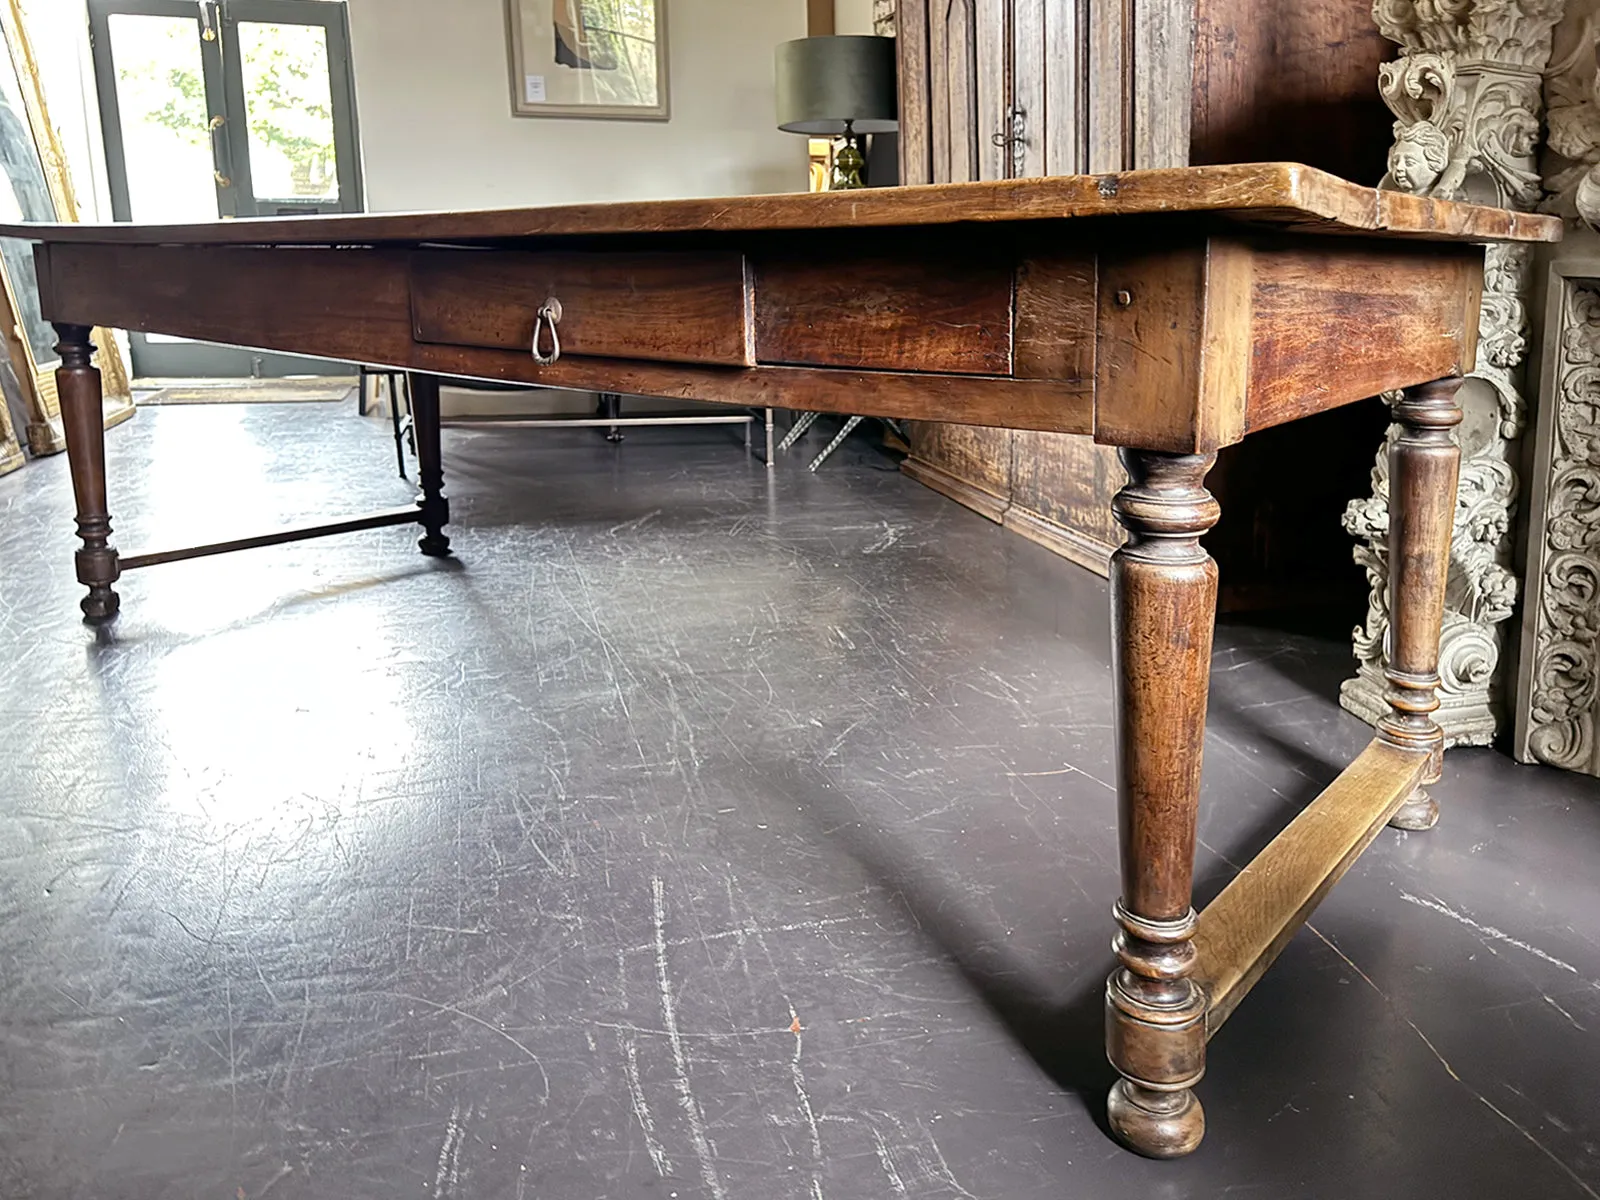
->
[0,400,1596,1199]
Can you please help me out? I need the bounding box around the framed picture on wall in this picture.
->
[506,0,668,120]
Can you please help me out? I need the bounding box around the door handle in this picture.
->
[209,115,231,189]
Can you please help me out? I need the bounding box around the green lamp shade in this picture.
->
[774,35,898,135]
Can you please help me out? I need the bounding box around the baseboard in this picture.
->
[903,455,1118,577]
[1002,503,1114,578]
[901,456,1008,523]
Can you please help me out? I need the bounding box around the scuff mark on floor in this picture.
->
[653,876,728,1200]
[1400,891,1584,976]
[619,1031,672,1177]
[434,1100,468,1199]
[787,1001,825,1200]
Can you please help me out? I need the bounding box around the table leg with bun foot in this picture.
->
[1104,449,1220,1159]
[407,372,452,558]
[1381,378,1464,832]
[54,322,120,625]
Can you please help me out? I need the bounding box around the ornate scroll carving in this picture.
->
[1542,0,1600,224]
[1346,0,1560,745]
[1517,277,1600,771]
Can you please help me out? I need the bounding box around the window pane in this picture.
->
[237,22,338,205]
[108,13,219,223]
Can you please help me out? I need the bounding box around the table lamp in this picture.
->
[774,35,897,190]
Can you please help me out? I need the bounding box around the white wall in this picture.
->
[345,0,811,212]
[833,0,876,35]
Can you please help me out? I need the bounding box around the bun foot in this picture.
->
[1389,788,1439,831]
[419,533,452,558]
[1107,1080,1205,1159]
[81,585,120,624]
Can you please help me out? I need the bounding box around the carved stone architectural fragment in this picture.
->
[1517,268,1600,770]
[1348,0,1562,745]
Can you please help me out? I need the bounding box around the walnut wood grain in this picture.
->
[1044,0,1089,175]
[1001,494,1117,575]
[38,242,1095,435]
[1014,251,1097,380]
[1193,738,1432,1032]
[410,249,754,367]
[4,164,1563,247]
[1379,378,1464,831]
[1094,237,1250,454]
[1105,450,1219,1159]
[1007,431,1123,574]
[1010,0,1048,179]
[901,421,1014,522]
[753,252,1013,374]
[1131,0,1193,169]
[1244,239,1482,435]
[1094,234,1485,454]
[409,372,450,557]
[1085,0,1127,173]
[52,323,118,624]
[895,0,932,185]
[1189,0,1393,184]
[974,0,1008,183]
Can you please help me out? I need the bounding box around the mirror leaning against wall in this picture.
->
[0,0,135,464]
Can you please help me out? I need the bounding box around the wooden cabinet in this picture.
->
[896,0,1397,608]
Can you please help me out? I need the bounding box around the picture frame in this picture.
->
[506,0,669,121]
[0,0,134,457]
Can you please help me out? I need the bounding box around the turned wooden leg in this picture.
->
[1105,450,1219,1159]
[1382,378,1463,831]
[54,323,120,624]
[407,372,451,557]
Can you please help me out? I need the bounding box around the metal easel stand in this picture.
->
[440,392,776,467]
[359,365,416,478]
[779,413,905,471]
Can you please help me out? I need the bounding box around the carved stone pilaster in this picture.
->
[1517,273,1600,771]
[1514,1,1600,772]
[1345,0,1560,746]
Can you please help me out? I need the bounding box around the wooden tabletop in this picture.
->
[0,163,1563,247]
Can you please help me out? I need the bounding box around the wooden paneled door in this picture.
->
[899,0,1193,575]
[896,0,1397,605]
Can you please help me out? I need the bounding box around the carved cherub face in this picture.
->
[1387,122,1451,193]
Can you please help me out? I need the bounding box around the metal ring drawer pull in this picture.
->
[531,297,563,365]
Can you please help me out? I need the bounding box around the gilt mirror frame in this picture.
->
[0,346,21,474]
[0,0,134,457]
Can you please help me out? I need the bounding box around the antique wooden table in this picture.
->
[4,164,1561,1158]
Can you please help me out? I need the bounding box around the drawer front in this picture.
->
[752,253,1015,375]
[410,249,754,366]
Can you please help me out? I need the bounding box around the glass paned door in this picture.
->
[101,12,222,223]
[89,0,363,377]
[223,0,362,218]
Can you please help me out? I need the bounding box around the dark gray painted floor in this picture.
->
[0,401,1596,1200]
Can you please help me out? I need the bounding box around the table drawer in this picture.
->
[409,249,754,366]
[752,253,1015,375]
